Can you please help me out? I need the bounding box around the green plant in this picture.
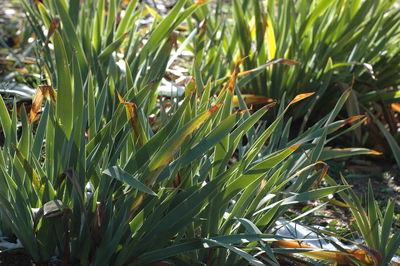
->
[189,0,400,165]
[326,176,400,265]
[203,0,400,106]
[0,0,393,265]
[0,77,360,265]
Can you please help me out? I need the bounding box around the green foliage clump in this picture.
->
[0,0,398,265]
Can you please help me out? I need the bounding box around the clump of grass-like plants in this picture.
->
[0,0,398,265]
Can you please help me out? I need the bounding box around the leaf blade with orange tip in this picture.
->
[320,147,382,161]
[194,0,208,6]
[224,57,248,93]
[116,91,147,147]
[273,240,375,264]
[43,16,60,49]
[232,94,274,108]
[245,144,302,174]
[241,96,296,166]
[342,114,366,125]
[288,92,316,105]
[391,103,400,112]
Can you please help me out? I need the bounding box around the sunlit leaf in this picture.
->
[274,240,375,264]
[289,92,315,105]
[103,166,157,196]
[232,94,274,107]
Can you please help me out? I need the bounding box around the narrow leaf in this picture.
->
[103,166,157,196]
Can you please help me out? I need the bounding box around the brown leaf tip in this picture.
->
[368,150,383,155]
[168,32,178,48]
[344,115,366,124]
[290,92,315,105]
[290,144,301,150]
[209,103,222,114]
[116,90,126,103]
[235,57,248,68]
[195,0,208,6]
[279,59,301,65]
[52,16,61,24]
[264,101,277,109]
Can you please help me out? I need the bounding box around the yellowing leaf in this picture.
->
[391,103,400,112]
[321,198,349,208]
[331,148,382,156]
[43,16,60,49]
[142,5,162,20]
[225,57,247,93]
[289,92,315,105]
[277,59,301,65]
[167,31,178,48]
[232,94,274,107]
[15,148,43,194]
[344,114,366,124]
[209,103,222,114]
[313,161,329,189]
[274,240,376,264]
[249,16,256,40]
[30,85,57,123]
[116,91,144,147]
[30,90,44,123]
[265,15,276,59]
[16,68,29,74]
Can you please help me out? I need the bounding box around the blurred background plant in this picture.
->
[0,0,399,265]
[0,0,40,109]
